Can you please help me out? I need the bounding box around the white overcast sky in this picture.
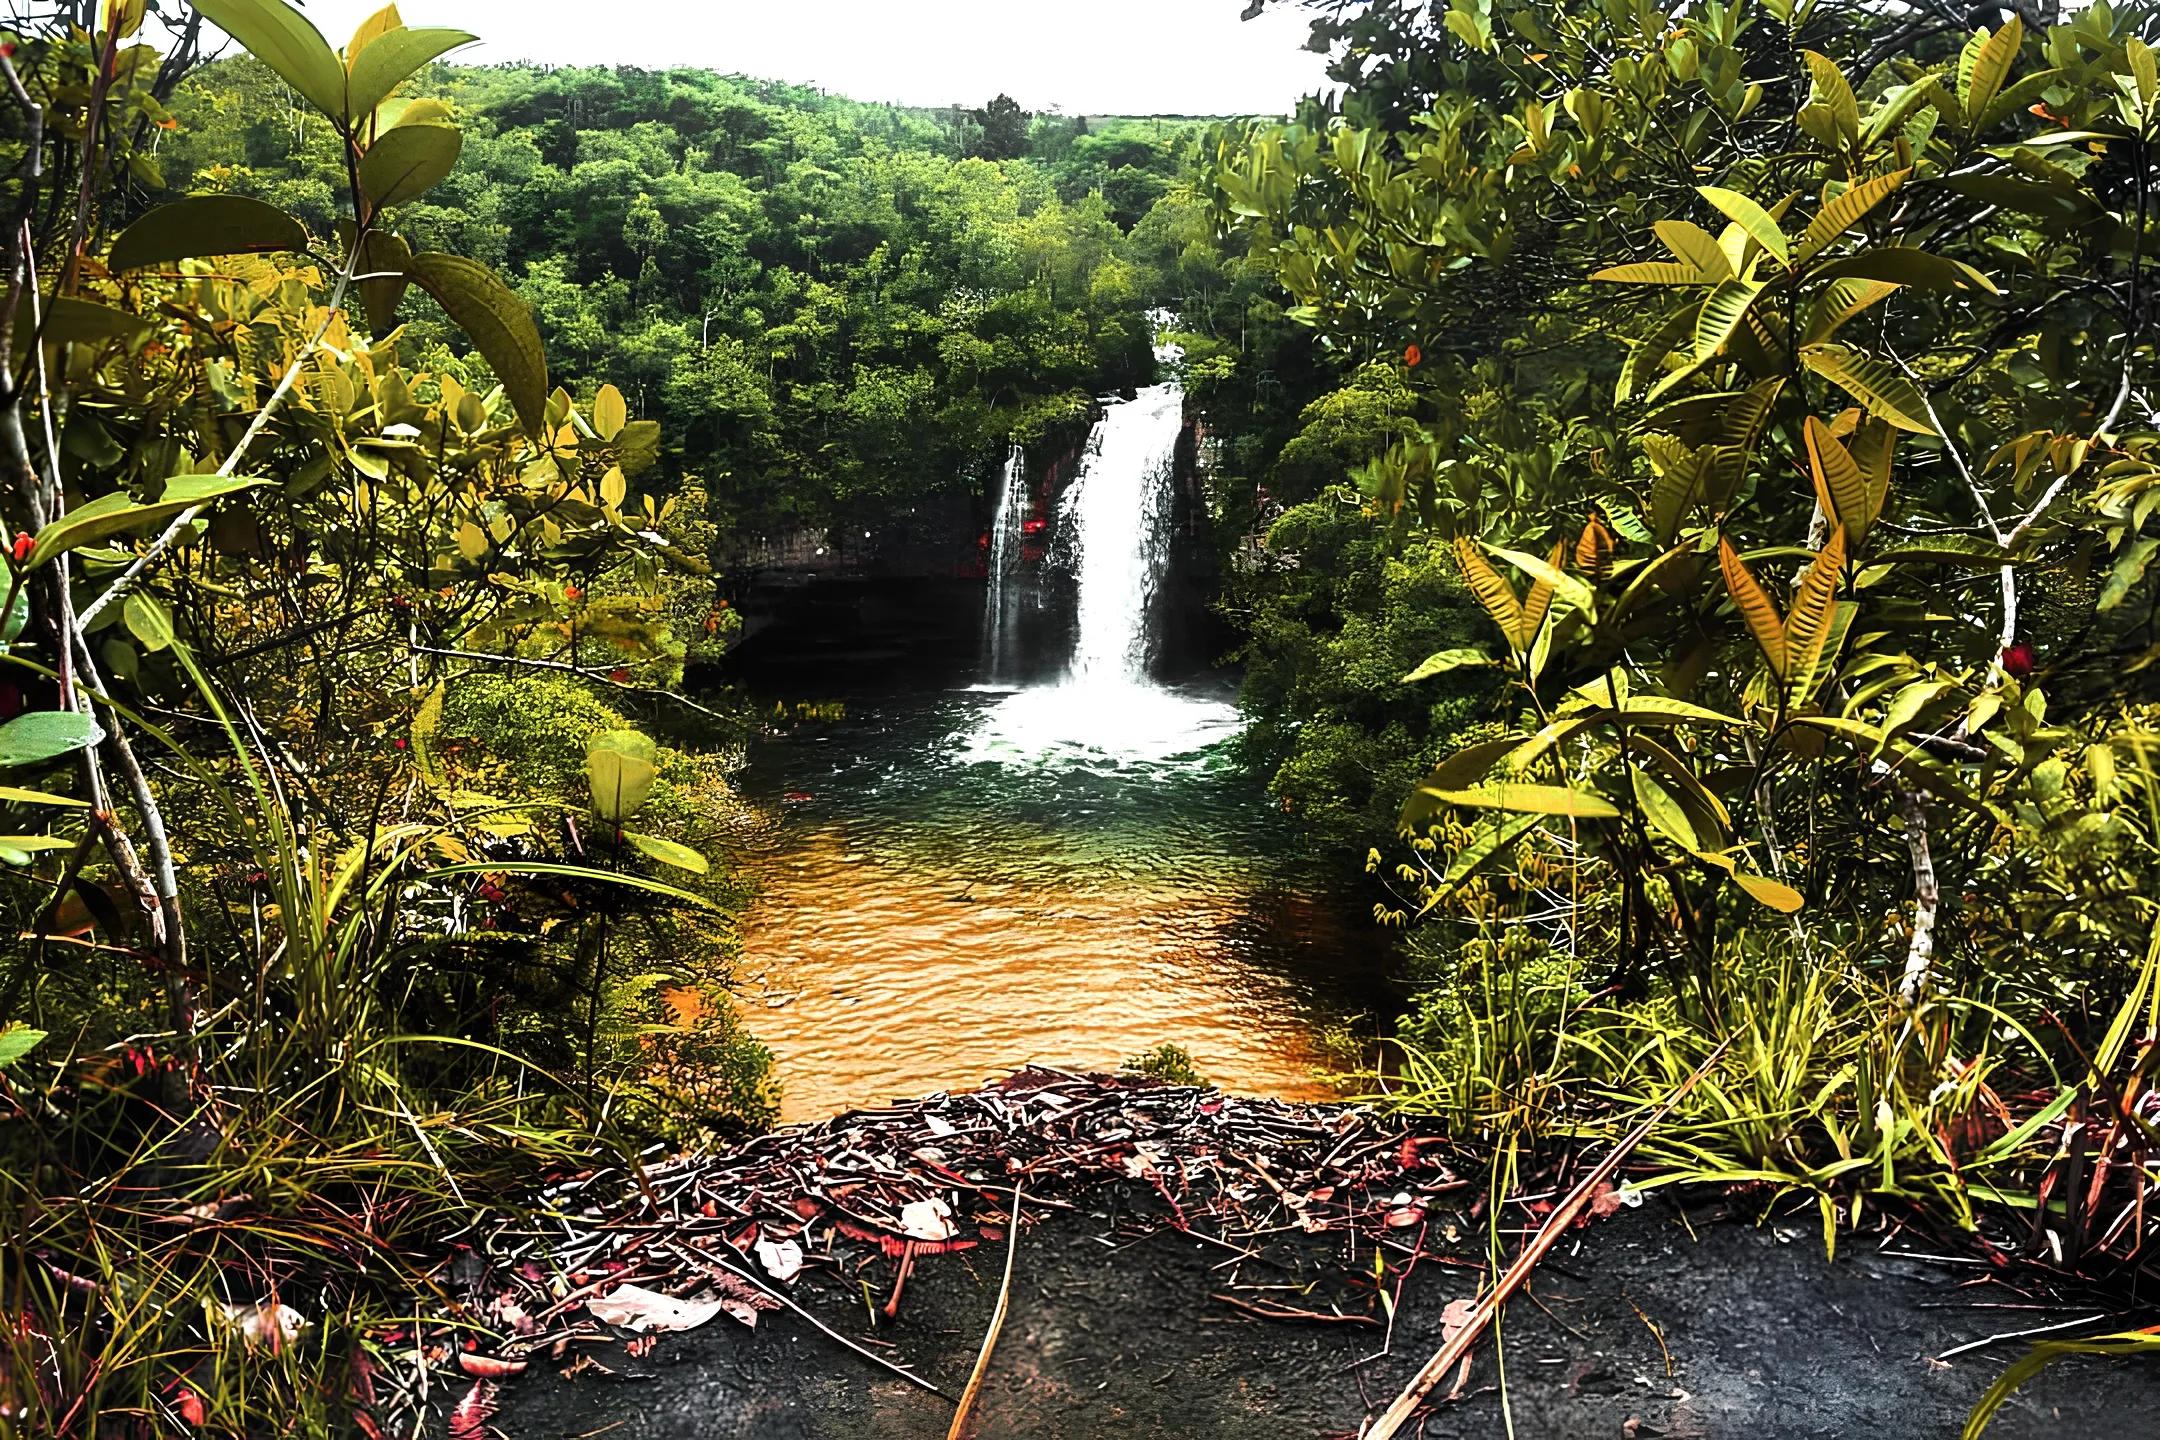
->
[262,1,1334,115]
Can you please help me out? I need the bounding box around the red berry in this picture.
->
[1404,343,1423,368]
[391,737,408,750]
[563,584,583,601]
[2001,643,2036,678]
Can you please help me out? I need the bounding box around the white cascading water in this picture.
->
[963,342,1240,768]
[1062,382,1183,686]
[978,440,1028,685]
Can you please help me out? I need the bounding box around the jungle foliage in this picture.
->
[1208,0,2160,1302]
[155,58,1206,536]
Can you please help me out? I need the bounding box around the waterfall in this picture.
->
[962,336,1238,768]
[1061,379,1184,687]
[979,440,1027,684]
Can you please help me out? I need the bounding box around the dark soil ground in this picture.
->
[494,1182,2160,1440]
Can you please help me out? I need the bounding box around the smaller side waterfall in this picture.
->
[978,441,1028,684]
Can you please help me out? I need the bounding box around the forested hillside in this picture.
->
[160,61,1205,531]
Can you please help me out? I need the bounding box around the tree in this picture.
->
[971,92,1033,160]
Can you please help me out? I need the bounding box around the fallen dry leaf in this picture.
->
[447,1380,497,1440]
[754,1236,804,1282]
[900,1196,957,1241]
[585,1284,728,1334]
[217,1301,305,1352]
[457,1353,527,1380]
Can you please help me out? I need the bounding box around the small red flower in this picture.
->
[391,737,409,751]
[9,531,32,564]
[563,584,582,601]
[2001,643,2036,678]
[1404,343,1423,368]
[168,1383,205,1427]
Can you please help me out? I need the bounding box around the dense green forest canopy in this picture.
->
[158,59,1229,536]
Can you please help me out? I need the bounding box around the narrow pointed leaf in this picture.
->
[1698,186,1789,264]
[1719,535,1787,677]
[1419,783,1621,819]
[1801,343,1935,434]
[1654,220,1729,276]
[1782,527,1848,704]
[1734,872,1804,912]
[1693,277,1764,359]
[1804,417,1875,542]
[1796,168,1909,264]
[1455,535,1525,652]
[1592,260,1710,285]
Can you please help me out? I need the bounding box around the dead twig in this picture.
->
[1362,1042,1730,1440]
[946,1186,1023,1440]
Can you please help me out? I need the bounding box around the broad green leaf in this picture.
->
[1632,765,1701,850]
[25,297,150,352]
[411,680,445,785]
[108,194,308,271]
[1872,536,2014,565]
[1801,343,1936,434]
[1654,220,1729,276]
[1801,50,1860,142]
[357,122,461,208]
[1693,277,1764,359]
[1734,872,1804,912]
[624,830,709,874]
[1402,647,1499,682]
[592,383,628,440]
[1802,277,1900,345]
[2129,39,2158,111]
[122,593,174,651]
[26,476,259,568]
[0,784,86,807]
[1809,248,1997,294]
[193,0,348,120]
[1719,536,1787,678]
[0,1023,45,1068]
[345,26,476,121]
[1644,436,1712,544]
[1796,168,1909,264]
[407,253,549,438]
[1403,738,1527,822]
[0,711,96,768]
[587,729,659,824]
[1419,783,1621,819]
[1697,186,1788,265]
[1959,18,2023,128]
[2100,536,2158,611]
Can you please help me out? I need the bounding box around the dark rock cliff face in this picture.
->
[721,403,1235,694]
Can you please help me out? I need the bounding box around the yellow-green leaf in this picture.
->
[1804,417,1875,543]
[1801,343,1936,434]
[407,253,549,438]
[345,26,476,122]
[357,122,461,208]
[1402,648,1500,682]
[1420,783,1621,819]
[1734,872,1804,912]
[1698,186,1789,265]
[592,384,628,441]
[1654,220,1729,276]
[1796,168,1909,264]
[1592,260,1711,285]
[1959,17,2023,126]
[1783,527,1848,704]
[623,830,709,874]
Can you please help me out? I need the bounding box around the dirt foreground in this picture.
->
[448,1072,2158,1439]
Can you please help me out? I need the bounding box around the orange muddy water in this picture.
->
[729,684,1391,1122]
